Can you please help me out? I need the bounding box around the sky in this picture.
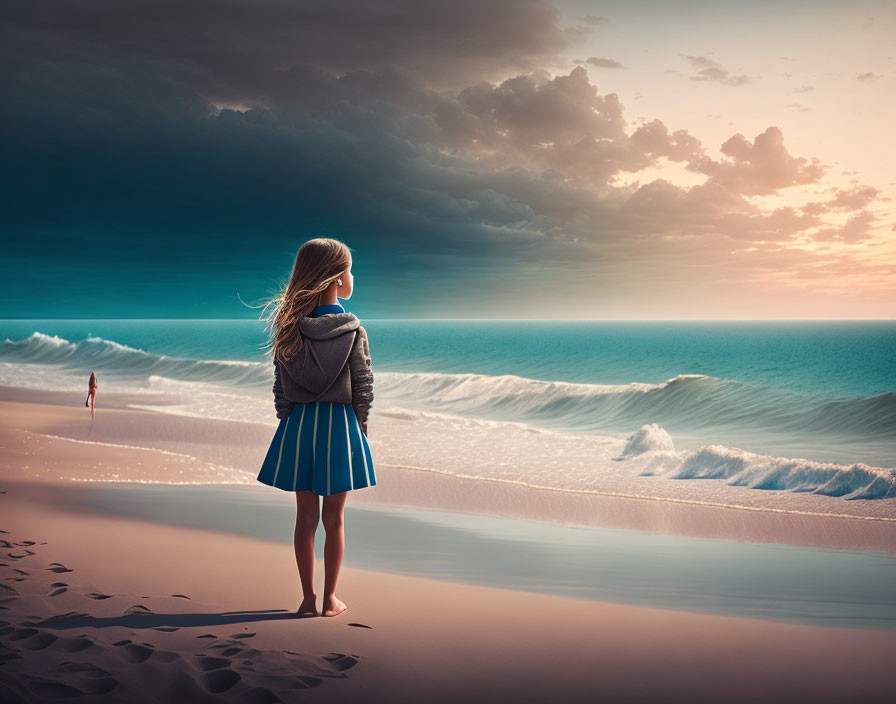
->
[1,0,893,319]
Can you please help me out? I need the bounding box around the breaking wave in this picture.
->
[0,332,271,387]
[2,332,894,442]
[619,424,896,501]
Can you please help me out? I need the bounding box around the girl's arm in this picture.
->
[272,360,295,420]
[349,326,374,426]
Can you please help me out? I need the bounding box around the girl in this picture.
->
[256,238,376,618]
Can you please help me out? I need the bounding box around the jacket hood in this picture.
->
[298,312,360,340]
[280,313,360,397]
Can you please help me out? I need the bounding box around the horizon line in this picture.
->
[1,317,895,322]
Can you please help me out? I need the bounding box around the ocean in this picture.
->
[2,317,895,510]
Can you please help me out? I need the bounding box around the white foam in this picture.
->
[34,433,254,486]
[614,423,675,459]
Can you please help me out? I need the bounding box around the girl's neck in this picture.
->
[317,291,339,307]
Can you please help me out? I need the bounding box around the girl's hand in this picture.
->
[361,421,368,437]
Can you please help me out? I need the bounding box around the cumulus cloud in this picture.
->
[808,210,877,243]
[802,186,881,215]
[687,127,825,196]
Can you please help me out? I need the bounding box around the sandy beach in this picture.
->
[6,0,896,700]
[2,393,896,703]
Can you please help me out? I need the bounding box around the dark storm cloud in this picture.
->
[1,0,591,315]
[2,0,583,92]
[0,0,882,317]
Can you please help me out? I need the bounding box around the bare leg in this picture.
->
[295,491,320,616]
[321,491,348,617]
[89,391,96,420]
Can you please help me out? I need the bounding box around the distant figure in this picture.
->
[85,372,98,418]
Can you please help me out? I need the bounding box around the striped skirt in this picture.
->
[256,402,376,496]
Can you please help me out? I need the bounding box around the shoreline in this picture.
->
[3,389,896,701]
[2,388,896,554]
[7,479,893,630]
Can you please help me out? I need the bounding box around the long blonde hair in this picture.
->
[258,238,352,365]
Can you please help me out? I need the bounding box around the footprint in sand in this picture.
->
[55,635,97,653]
[280,649,357,679]
[86,592,114,600]
[25,678,87,699]
[171,594,191,599]
[347,622,372,629]
[194,655,232,671]
[46,562,73,573]
[231,632,256,639]
[27,671,118,698]
[8,627,39,641]
[153,626,180,632]
[294,675,324,688]
[21,631,59,651]
[54,661,112,676]
[209,641,242,652]
[15,541,36,547]
[48,587,67,597]
[116,642,181,664]
[117,643,155,663]
[321,653,359,672]
[241,648,262,659]
[8,550,35,559]
[52,662,119,695]
[203,668,241,694]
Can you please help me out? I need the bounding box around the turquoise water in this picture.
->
[2,318,894,396]
[2,318,895,502]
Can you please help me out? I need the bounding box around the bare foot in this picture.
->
[322,594,347,617]
[297,592,318,617]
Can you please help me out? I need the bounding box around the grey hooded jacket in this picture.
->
[272,311,374,424]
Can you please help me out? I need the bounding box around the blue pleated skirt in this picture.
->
[256,402,376,496]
